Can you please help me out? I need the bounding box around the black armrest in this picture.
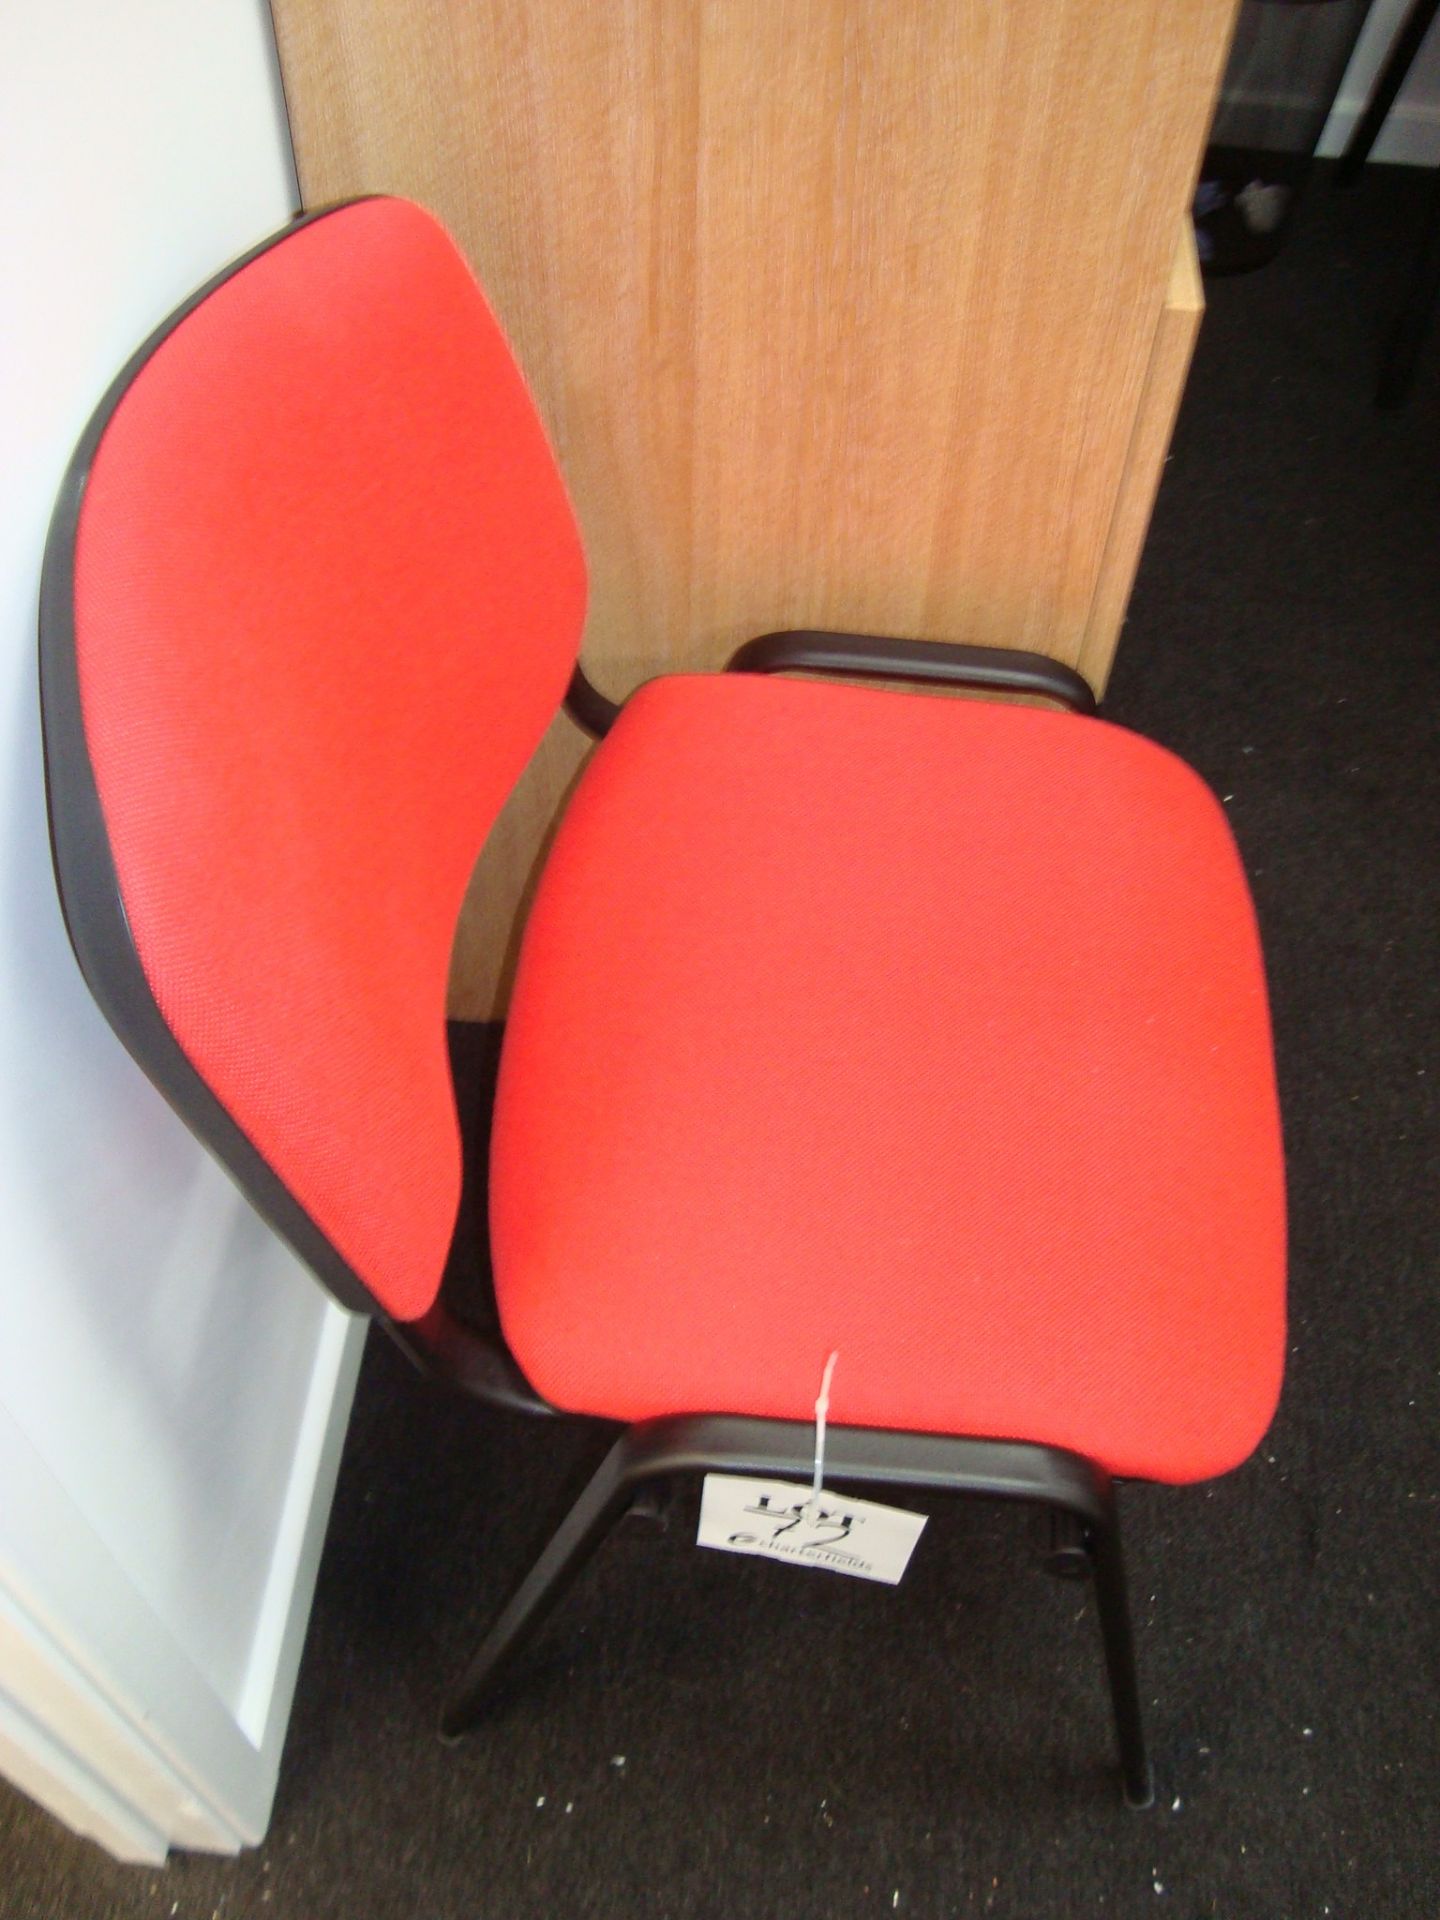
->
[564,664,623,737]
[726,630,1098,716]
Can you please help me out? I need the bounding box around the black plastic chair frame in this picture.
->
[439,1411,1153,1809]
[565,629,1098,739]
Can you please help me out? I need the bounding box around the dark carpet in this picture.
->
[4,161,1438,1920]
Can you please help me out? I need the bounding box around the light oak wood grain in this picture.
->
[271,0,1236,1013]
[445,710,591,1020]
[1079,226,1206,695]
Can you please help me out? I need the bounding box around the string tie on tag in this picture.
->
[808,1350,840,1516]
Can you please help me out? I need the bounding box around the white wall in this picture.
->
[1319,0,1440,163]
[0,0,364,1861]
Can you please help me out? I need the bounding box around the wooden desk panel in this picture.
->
[1081,227,1206,695]
[272,0,1235,1013]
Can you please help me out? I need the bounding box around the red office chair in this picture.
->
[39,197,1286,1810]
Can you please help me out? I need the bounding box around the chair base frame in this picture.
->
[440,1412,1155,1809]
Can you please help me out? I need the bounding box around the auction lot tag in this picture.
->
[697,1475,927,1585]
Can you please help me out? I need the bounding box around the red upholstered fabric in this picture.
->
[73,199,586,1320]
[492,676,1286,1484]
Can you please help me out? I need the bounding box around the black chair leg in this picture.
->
[442,1411,1154,1808]
[1088,1492,1155,1809]
[440,1427,639,1740]
[1377,164,1440,409]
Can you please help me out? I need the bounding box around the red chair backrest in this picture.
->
[46,198,587,1321]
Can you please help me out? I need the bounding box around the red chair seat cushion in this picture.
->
[491,675,1286,1483]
